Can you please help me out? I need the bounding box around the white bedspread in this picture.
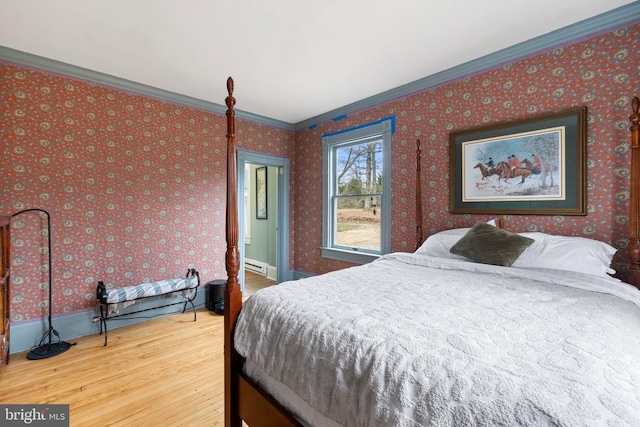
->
[235,253,640,426]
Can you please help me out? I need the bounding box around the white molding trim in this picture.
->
[266,265,277,281]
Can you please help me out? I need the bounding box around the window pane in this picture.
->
[335,195,381,251]
[322,117,392,261]
[336,141,383,196]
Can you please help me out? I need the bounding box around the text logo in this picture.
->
[1,405,69,426]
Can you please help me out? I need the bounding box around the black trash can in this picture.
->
[206,280,226,314]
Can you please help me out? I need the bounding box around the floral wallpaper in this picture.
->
[1,23,638,323]
[293,24,640,275]
[1,65,295,321]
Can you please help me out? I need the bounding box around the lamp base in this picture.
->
[26,341,73,360]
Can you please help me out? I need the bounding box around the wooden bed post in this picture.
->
[627,96,640,287]
[415,139,423,250]
[221,78,303,427]
[224,77,242,427]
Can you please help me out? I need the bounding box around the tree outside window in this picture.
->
[322,118,392,263]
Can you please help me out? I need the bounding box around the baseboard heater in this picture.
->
[245,258,268,276]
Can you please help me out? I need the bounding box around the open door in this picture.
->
[237,151,290,291]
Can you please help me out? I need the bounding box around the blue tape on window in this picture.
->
[309,124,317,130]
[322,115,396,138]
[387,115,396,134]
[332,115,347,122]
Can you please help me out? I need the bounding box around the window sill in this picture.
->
[320,247,379,265]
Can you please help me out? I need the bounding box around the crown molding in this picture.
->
[0,45,295,131]
[1,2,638,133]
[294,2,640,130]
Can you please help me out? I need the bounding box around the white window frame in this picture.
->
[321,119,392,264]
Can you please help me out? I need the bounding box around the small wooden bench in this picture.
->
[95,269,200,345]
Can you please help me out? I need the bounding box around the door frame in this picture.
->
[237,151,291,290]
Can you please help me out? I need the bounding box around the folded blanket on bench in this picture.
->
[103,276,198,305]
[97,268,200,315]
[95,269,200,345]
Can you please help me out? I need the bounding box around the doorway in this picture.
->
[237,151,290,292]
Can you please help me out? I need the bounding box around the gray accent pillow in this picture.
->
[450,222,534,267]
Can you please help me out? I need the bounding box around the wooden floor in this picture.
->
[244,270,276,296]
[0,309,226,426]
[0,273,276,426]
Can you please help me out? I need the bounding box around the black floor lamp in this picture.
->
[11,208,73,360]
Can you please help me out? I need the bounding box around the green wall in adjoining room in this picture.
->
[245,164,278,268]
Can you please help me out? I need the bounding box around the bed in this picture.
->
[222,77,640,426]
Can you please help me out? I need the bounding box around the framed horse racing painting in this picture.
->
[449,107,586,215]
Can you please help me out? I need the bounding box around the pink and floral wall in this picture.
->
[293,24,640,275]
[1,64,295,321]
[2,23,639,324]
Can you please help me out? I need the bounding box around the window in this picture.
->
[322,118,392,263]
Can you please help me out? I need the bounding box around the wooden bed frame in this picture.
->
[222,76,640,426]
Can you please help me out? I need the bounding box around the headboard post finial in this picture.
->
[227,77,234,96]
[226,77,236,110]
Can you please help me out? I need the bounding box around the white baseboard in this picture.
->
[266,265,277,281]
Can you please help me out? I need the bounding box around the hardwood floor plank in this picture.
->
[0,275,271,426]
[0,309,225,426]
[244,271,276,296]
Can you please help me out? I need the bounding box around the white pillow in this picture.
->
[513,232,617,277]
[417,228,617,278]
[415,228,470,260]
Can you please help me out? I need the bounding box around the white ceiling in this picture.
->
[0,0,636,125]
